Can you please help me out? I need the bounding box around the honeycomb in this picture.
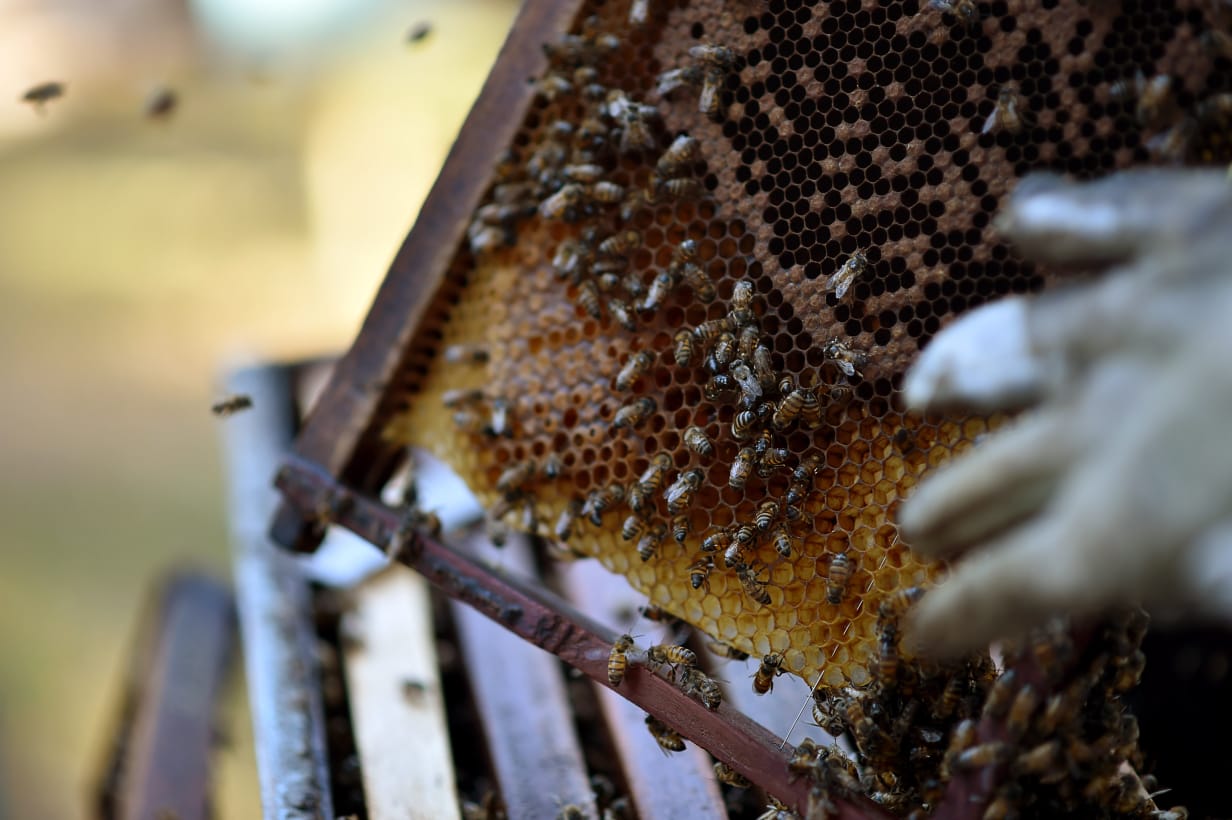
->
[374,0,1232,691]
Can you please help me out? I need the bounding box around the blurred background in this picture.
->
[0,0,516,815]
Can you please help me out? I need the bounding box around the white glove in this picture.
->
[897,169,1232,657]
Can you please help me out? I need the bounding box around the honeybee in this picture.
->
[598,230,641,257]
[562,163,605,184]
[482,397,511,438]
[656,134,701,179]
[645,715,686,753]
[731,407,760,440]
[1031,620,1074,685]
[705,373,737,402]
[670,514,691,543]
[954,741,1009,771]
[754,499,779,532]
[648,643,697,667]
[496,459,536,493]
[826,252,868,300]
[701,527,732,554]
[556,806,584,820]
[982,670,1018,721]
[673,329,695,366]
[693,316,735,346]
[442,387,486,409]
[683,425,714,457]
[786,455,820,505]
[730,362,763,407]
[609,633,635,685]
[444,343,490,365]
[554,498,583,540]
[665,469,703,513]
[583,483,626,525]
[823,338,868,379]
[758,447,790,477]
[933,672,967,720]
[590,181,626,204]
[772,387,810,429]
[736,325,760,361]
[708,332,736,371]
[1111,649,1146,693]
[642,271,675,312]
[637,522,667,561]
[622,513,647,542]
[982,84,1026,136]
[752,345,776,387]
[452,409,485,434]
[211,394,254,416]
[680,665,723,710]
[607,297,637,332]
[542,453,563,480]
[1111,70,1176,129]
[878,586,924,623]
[638,453,671,494]
[540,183,585,220]
[724,538,748,570]
[612,397,656,430]
[628,0,649,25]
[772,525,795,558]
[753,653,784,695]
[689,45,735,120]
[20,81,65,111]
[1012,739,1060,777]
[940,717,978,778]
[688,555,714,590]
[825,552,853,604]
[1006,684,1038,741]
[736,562,772,605]
[654,65,704,98]
[876,628,900,687]
[656,177,704,200]
[706,640,750,661]
[679,261,716,303]
[578,279,602,319]
[552,238,589,282]
[144,87,177,120]
[729,448,755,489]
[534,73,574,101]
[713,762,750,789]
[928,0,978,27]
[1147,116,1196,163]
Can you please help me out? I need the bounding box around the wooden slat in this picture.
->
[557,560,729,820]
[221,365,334,819]
[450,530,597,819]
[342,567,461,820]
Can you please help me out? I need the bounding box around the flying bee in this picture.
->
[954,742,1010,771]
[732,408,759,440]
[665,469,703,513]
[673,329,695,366]
[670,514,691,543]
[590,181,626,204]
[654,65,704,98]
[729,447,755,489]
[982,670,1018,721]
[772,387,809,429]
[730,362,763,407]
[1006,684,1038,741]
[622,513,647,542]
[496,459,536,494]
[754,500,779,532]
[598,230,641,257]
[645,715,686,753]
[444,343,490,365]
[656,134,701,178]
[706,640,750,661]
[642,270,676,312]
[772,525,795,558]
[982,83,1027,136]
[736,562,772,605]
[689,555,714,590]
[823,338,868,379]
[20,81,65,111]
[713,762,750,789]
[144,87,177,120]
[540,183,585,220]
[657,177,704,200]
[683,425,714,457]
[878,586,924,623]
[708,333,736,371]
[554,498,583,541]
[826,251,868,300]
[679,261,716,303]
[442,387,486,409]
[211,394,254,416]
[825,552,853,605]
[927,0,978,27]
[577,279,602,320]
[753,653,784,695]
[583,483,626,526]
[648,643,698,668]
[701,527,732,554]
[612,396,656,431]
[637,523,667,561]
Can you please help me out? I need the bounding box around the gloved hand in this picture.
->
[897,169,1232,658]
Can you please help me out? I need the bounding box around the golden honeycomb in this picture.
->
[375,0,1232,690]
